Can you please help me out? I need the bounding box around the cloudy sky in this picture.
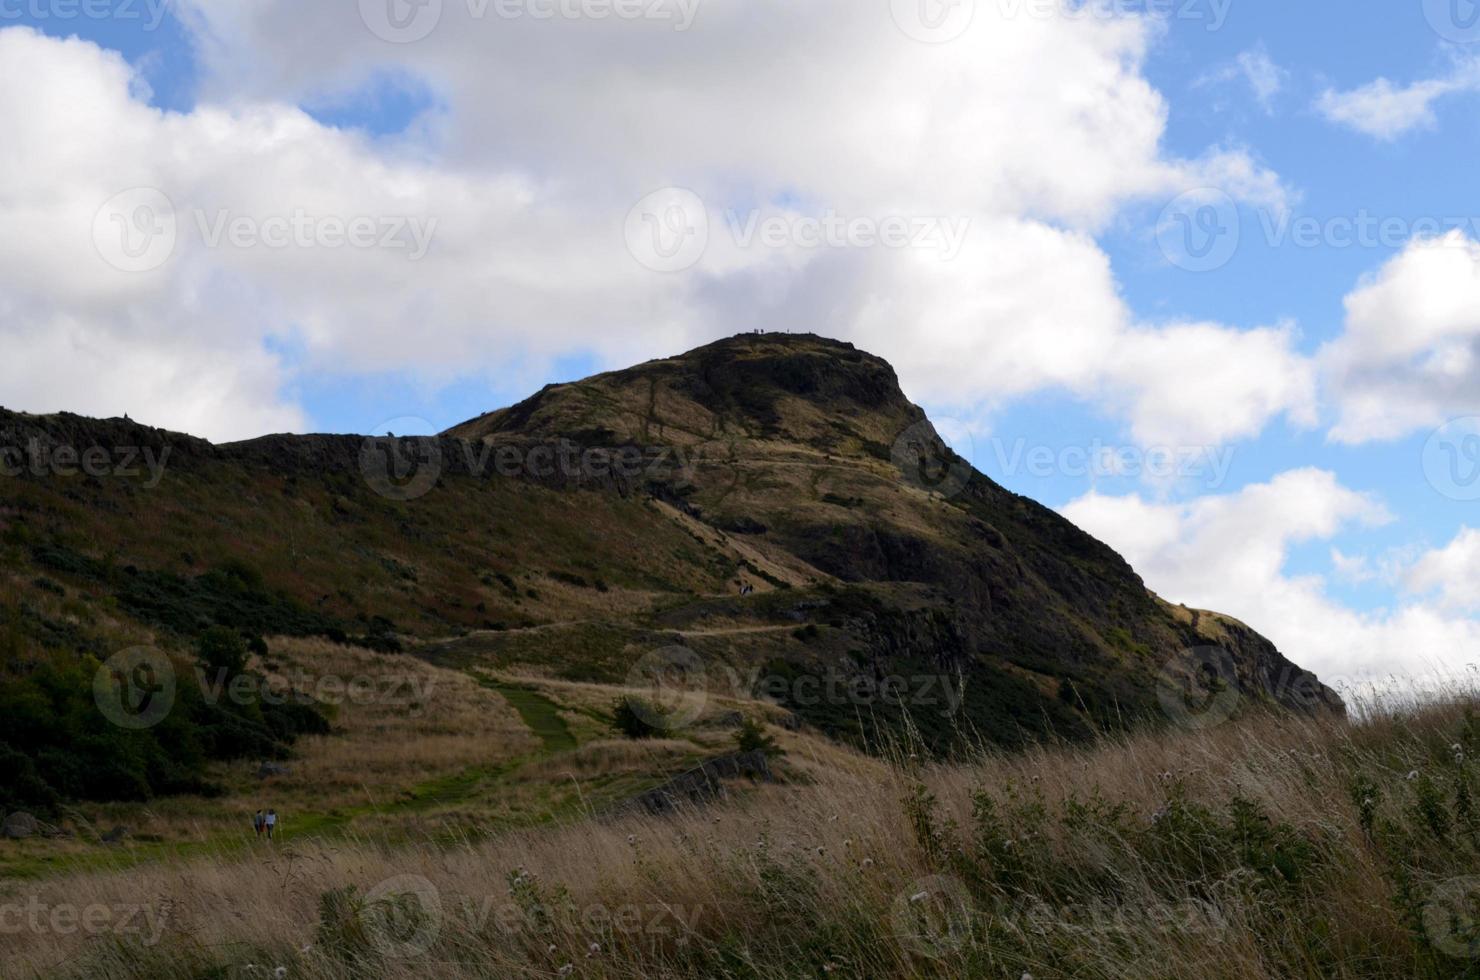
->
[3,0,1480,687]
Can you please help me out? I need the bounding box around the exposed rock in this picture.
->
[618,751,774,817]
[2,812,38,839]
[257,762,292,779]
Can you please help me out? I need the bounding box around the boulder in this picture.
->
[257,762,292,779]
[1,812,38,839]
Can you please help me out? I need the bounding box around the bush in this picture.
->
[736,717,784,757]
[612,696,667,739]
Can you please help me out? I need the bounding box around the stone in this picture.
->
[1,812,38,839]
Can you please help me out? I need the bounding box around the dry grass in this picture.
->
[4,685,1477,979]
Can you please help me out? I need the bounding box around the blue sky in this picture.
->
[5,0,1480,682]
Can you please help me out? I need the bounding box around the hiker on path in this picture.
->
[265,809,277,841]
[253,810,264,839]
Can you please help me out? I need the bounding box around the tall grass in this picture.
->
[6,684,1480,979]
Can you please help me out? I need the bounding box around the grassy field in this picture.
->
[3,674,1478,978]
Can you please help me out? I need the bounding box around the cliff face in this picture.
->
[0,333,1340,757]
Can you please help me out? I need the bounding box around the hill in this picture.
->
[0,334,1341,814]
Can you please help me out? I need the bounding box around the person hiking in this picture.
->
[265,809,277,841]
[253,810,264,839]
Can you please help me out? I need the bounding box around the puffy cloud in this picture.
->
[1322,232,1480,443]
[1316,56,1480,140]
[0,8,1309,446]
[1060,470,1480,683]
[1406,527,1480,613]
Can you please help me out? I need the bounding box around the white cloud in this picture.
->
[0,8,1308,446]
[1316,57,1480,140]
[1322,232,1480,444]
[1060,470,1480,684]
[1199,44,1286,113]
[1406,527,1480,613]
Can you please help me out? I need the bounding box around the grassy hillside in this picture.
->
[3,679,1476,979]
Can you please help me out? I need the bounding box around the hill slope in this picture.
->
[1,332,1338,786]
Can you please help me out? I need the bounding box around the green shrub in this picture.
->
[612,696,667,739]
